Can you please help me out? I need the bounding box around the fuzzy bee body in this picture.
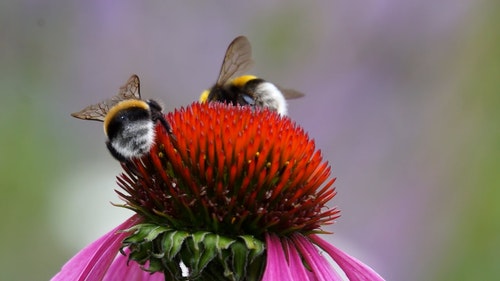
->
[71,75,171,162]
[200,36,303,115]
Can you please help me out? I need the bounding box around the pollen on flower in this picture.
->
[116,102,339,238]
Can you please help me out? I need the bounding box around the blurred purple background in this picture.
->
[1,1,498,280]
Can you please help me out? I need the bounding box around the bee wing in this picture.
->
[278,87,305,100]
[216,36,254,86]
[71,74,141,122]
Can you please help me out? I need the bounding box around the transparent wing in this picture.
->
[279,87,305,100]
[71,74,141,122]
[216,36,254,86]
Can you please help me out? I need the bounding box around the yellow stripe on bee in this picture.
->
[199,75,257,102]
[199,90,210,103]
[103,99,149,135]
[231,75,257,87]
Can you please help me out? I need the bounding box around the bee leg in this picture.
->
[157,116,173,134]
[155,115,177,145]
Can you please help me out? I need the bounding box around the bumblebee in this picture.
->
[71,74,172,162]
[200,36,303,115]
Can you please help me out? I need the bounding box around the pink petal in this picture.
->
[262,233,346,281]
[51,215,142,281]
[292,234,343,281]
[103,248,164,281]
[261,233,294,281]
[282,237,313,281]
[310,234,385,281]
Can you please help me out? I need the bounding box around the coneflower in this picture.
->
[52,102,384,281]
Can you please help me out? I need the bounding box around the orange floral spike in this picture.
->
[119,102,338,236]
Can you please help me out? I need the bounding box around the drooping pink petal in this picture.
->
[282,237,312,281]
[103,248,164,281]
[51,215,142,281]
[292,234,343,281]
[261,233,294,281]
[310,234,385,281]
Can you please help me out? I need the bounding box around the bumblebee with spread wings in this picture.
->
[71,75,171,162]
[200,36,303,115]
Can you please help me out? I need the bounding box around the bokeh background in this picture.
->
[1,1,498,280]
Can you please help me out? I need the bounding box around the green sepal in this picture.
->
[197,233,218,272]
[164,230,190,260]
[121,224,266,280]
[230,240,248,280]
[240,235,265,263]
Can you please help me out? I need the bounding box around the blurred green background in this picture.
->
[1,1,498,280]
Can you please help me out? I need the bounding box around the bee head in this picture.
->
[146,99,172,134]
[145,99,163,113]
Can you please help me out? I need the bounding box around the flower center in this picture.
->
[117,102,339,238]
